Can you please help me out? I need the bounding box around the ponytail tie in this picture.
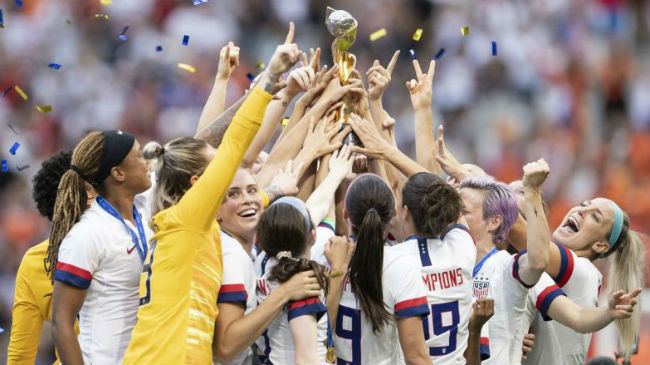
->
[69,165,88,181]
[367,208,377,214]
[276,251,295,260]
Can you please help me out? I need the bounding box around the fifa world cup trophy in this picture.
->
[325,6,361,145]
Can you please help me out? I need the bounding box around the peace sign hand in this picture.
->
[406,58,435,110]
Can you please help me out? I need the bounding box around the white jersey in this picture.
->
[521,273,566,365]
[548,243,602,365]
[472,249,533,365]
[215,232,257,365]
[333,246,430,365]
[53,199,153,365]
[255,252,327,365]
[391,224,476,364]
[310,220,337,267]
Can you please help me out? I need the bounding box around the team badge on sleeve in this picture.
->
[473,274,490,298]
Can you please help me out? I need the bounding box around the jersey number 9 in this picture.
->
[422,301,460,356]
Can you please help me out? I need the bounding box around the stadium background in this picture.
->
[0,0,648,363]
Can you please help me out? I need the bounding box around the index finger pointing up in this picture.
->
[285,21,295,44]
[427,60,436,84]
[387,50,400,74]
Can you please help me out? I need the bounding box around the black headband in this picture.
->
[92,130,135,186]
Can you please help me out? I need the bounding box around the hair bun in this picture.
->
[143,141,164,160]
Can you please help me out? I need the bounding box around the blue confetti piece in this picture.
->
[119,26,129,42]
[409,49,416,60]
[491,41,497,56]
[1,160,8,172]
[434,48,446,60]
[182,35,189,46]
[15,0,22,7]
[156,45,163,52]
[9,142,19,155]
[193,0,210,4]
[246,72,255,82]
[3,86,12,97]
[48,63,61,70]
[0,9,4,28]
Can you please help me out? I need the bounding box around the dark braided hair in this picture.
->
[402,172,462,237]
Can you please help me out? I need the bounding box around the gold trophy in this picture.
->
[326,6,361,145]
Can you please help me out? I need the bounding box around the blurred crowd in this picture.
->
[0,0,649,363]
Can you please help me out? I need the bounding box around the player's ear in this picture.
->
[486,214,503,234]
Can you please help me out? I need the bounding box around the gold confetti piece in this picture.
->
[369,28,387,42]
[256,62,265,69]
[93,13,109,20]
[14,85,27,100]
[281,118,289,126]
[177,63,196,73]
[100,0,112,4]
[460,26,469,36]
[412,28,423,41]
[35,105,52,113]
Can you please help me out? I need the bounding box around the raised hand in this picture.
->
[328,144,355,181]
[216,41,240,80]
[608,289,641,320]
[268,159,303,197]
[435,125,470,182]
[469,298,495,331]
[406,58,435,110]
[324,236,355,272]
[348,113,392,159]
[262,22,302,94]
[367,50,399,101]
[522,158,550,192]
[303,116,349,159]
[285,48,321,97]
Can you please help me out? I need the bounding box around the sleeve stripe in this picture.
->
[394,297,427,311]
[318,219,335,232]
[535,284,565,321]
[553,243,575,287]
[288,297,321,310]
[394,297,430,318]
[512,250,535,289]
[53,270,91,289]
[56,262,92,280]
[217,291,247,303]
[287,297,326,321]
[480,337,490,360]
[219,284,247,294]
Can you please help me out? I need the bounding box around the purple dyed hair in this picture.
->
[460,176,519,243]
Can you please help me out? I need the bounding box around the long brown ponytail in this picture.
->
[345,174,395,333]
[45,132,104,280]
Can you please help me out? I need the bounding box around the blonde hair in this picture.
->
[143,137,210,217]
[46,132,105,280]
[605,214,646,358]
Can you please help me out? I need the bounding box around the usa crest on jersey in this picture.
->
[473,274,490,298]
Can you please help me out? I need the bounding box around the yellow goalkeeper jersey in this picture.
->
[8,239,78,365]
[122,86,272,365]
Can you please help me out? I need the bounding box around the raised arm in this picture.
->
[194,93,247,148]
[324,236,355,332]
[242,48,321,168]
[177,24,301,232]
[548,289,641,333]
[348,113,427,178]
[196,42,240,134]
[306,144,354,226]
[407,58,440,175]
[367,50,400,142]
[516,159,551,286]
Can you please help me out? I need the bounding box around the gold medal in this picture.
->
[326,346,337,363]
